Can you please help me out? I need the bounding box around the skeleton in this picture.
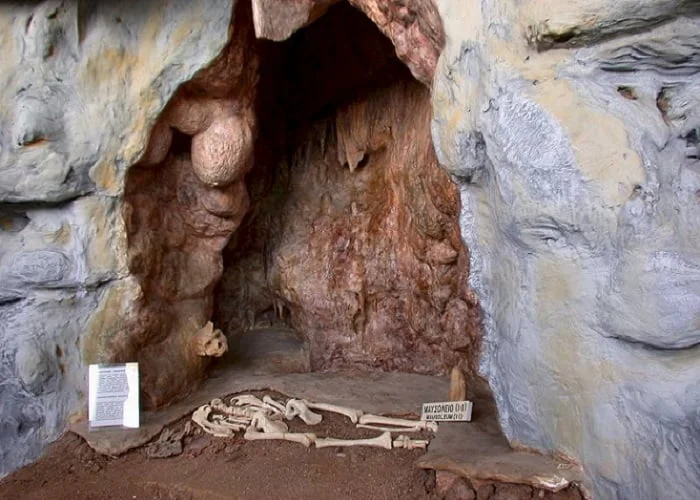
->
[315,431,393,450]
[192,393,436,451]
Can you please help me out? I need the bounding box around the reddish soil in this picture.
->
[0,392,436,500]
[0,391,584,500]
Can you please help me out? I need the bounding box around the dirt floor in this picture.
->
[0,389,585,500]
[0,391,437,500]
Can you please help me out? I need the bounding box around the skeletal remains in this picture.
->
[191,393,435,451]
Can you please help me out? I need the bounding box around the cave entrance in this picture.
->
[213,2,478,378]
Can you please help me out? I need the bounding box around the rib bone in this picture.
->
[393,435,429,450]
[285,399,323,425]
[244,429,316,448]
[209,399,261,420]
[192,405,240,437]
[359,414,438,432]
[305,401,364,423]
[315,431,393,450]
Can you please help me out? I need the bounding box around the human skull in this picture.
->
[193,321,228,357]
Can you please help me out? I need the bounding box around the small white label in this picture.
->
[88,363,140,428]
[421,400,473,422]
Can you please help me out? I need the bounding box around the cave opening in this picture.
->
[121,0,478,409]
[212,2,479,378]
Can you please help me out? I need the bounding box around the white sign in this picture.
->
[88,363,140,428]
[421,400,473,422]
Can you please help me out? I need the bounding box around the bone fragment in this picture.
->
[210,398,259,419]
[449,366,467,402]
[359,414,438,432]
[305,401,364,423]
[244,429,316,448]
[212,414,251,426]
[230,395,265,408]
[285,399,323,425]
[356,424,422,433]
[393,435,429,450]
[251,411,289,433]
[262,395,287,415]
[192,405,239,437]
[315,431,393,450]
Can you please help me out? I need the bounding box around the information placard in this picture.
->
[88,363,140,428]
[421,400,472,422]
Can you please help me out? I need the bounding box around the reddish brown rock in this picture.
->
[116,2,259,408]
[216,4,479,377]
[349,0,444,85]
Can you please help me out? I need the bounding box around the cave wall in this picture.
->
[216,4,478,374]
[0,0,236,476]
[432,0,700,498]
[1,0,697,497]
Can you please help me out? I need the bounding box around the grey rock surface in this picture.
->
[433,0,700,498]
[0,0,234,477]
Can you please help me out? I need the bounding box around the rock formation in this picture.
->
[216,3,478,376]
[1,0,698,498]
[433,1,700,498]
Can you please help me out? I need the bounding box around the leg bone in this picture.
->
[359,414,438,432]
[244,429,316,448]
[305,401,364,423]
[356,424,422,433]
[393,435,429,450]
[315,431,393,450]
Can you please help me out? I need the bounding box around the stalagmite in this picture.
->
[448,366,467,402]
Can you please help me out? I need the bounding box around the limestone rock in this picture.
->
[433,0,700,497]
[0,0,235,477]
